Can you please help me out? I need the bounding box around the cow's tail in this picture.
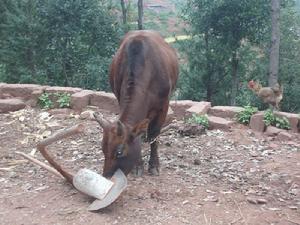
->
[127,39,144,84]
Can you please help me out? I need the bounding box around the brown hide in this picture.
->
[100,30,178,177]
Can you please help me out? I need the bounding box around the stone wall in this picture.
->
[0,83,299,136]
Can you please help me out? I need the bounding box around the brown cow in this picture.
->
[94,30,178,178]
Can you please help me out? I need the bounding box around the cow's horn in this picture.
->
[93,112,109,129]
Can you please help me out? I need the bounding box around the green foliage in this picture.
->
[178,0,300,113]
[38,93,53,109]
[0,0,120,90]
[55,93,71,108]
[263,109,291,129]
[186,114,209,129]
[236,106,258,125]
[38,92,71,109]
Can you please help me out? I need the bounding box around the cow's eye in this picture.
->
[115,144,125,158]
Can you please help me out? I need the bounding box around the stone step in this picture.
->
[186,101,211,115]
[209,106,244,119]
[208,116,234,131]
[0,98,26,113]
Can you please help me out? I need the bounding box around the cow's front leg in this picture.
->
[148,140,159,176]
[132,157,144,177]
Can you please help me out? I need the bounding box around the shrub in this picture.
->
[38,93,53,109]
[55,93,71,108]
[187,114,209,129]
[263,109,290,130]
[236,105,258,125]
[38,92,71,109]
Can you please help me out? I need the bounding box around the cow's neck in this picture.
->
[119,92,148,127]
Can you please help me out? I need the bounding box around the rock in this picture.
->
[0,98,26,113]
[207,116,234,131]
[90,91,119,113]
[209,106,244,119]
[71,90,94,111]
[0,83,44,100]
[265,126,282,136]
[250,112,265,133]
[26,89,44,107]
[170,100,194,107]
[169,100,195,119]
[277,131,292,142]
[45,86,82,94]
[80,110,95,120]
[186,101,211,115]
[274,111,299,133]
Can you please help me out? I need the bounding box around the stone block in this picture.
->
[0,98,26,113]
[250,112,265,132]
[209,106,244,119]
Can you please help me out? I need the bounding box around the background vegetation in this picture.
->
[0,0,300,113]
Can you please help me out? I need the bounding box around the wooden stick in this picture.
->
[37,123,85,184]
[15,151,63,179]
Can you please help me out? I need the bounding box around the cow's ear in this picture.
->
[131,119,149,138]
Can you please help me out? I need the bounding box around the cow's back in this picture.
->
[109,30,178,107]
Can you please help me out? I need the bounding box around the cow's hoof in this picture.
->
[148,167,159,176]
[132,165,144,177]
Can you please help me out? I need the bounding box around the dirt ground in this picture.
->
[1,108,300,225]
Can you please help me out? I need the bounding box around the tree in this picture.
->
[120,0,127,25]
[0,0,120,91]
[208,0,270,105]
[180,0,270,105]
[137,0,143,30]
[0,0,45,83]
[268,0,281,87]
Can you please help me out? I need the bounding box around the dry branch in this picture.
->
[36,123,85,184]
[15,151,63,179]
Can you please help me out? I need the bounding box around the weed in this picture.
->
[38,93,53,109]
[186,114,209,129]
[263,109,290,130]
[38,92,71,109]
[55,92,71,108]
[236,106,258,125]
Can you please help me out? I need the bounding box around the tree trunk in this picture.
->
[204,31,213,102]
[230,51,239,106]
[120,0,127,25]
[137,0,143,30]
[268,0,280,87]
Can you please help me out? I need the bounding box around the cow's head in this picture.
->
[94,113,149,178]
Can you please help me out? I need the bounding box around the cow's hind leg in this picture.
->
[149,140,159,176]
[147,103,169,176]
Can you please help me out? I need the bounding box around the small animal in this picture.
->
[95,30,179,178]
[248,80,283,110]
